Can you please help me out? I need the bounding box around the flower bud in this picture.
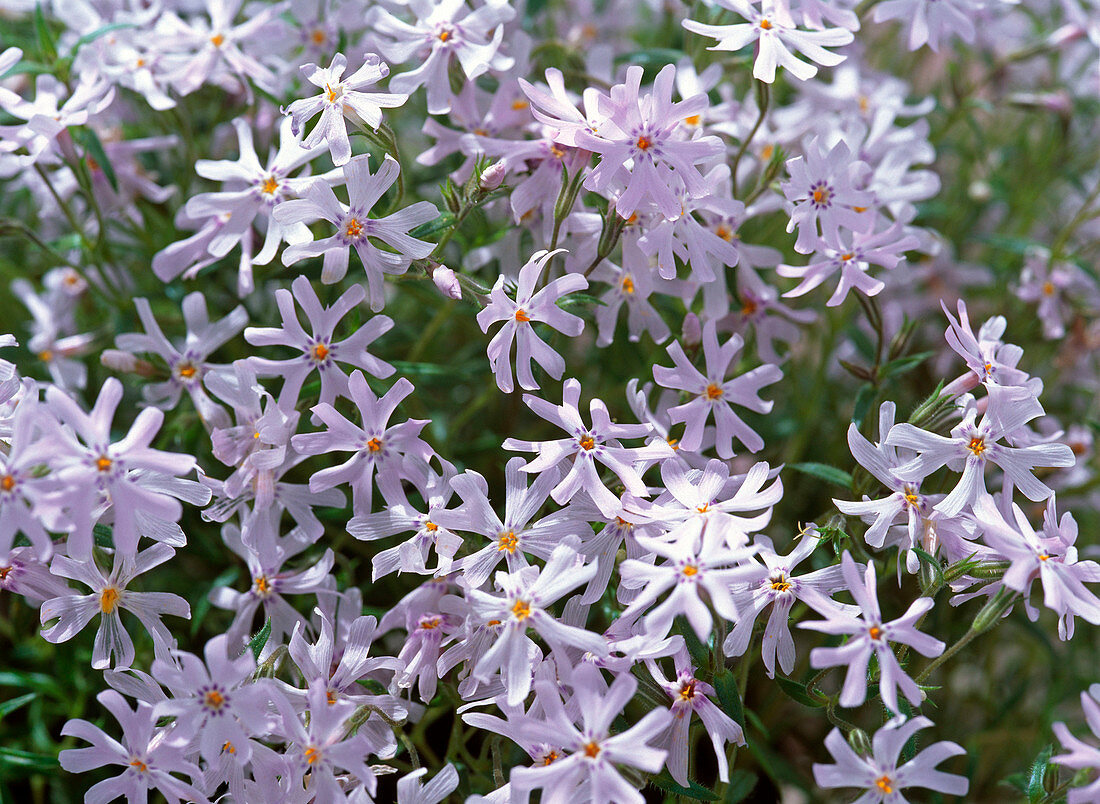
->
[101,350,156,377]
[479,160,507,191]
[432,266,462,300]
[682,312,702,345]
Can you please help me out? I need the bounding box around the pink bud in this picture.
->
[682,312,702,345]
[433,266,462,300]
[479,160,506,191]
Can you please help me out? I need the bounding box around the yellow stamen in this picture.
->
[254,575,271,595]
[325,83,340,103]
[311,342,330,362]
[512,100,529,110]
[425,521,439,532]
[542,750,559,765]
[310,29,325,44]
[96,456,113,472]
[514,309,532,323]
[261,176,279,195]
[760,18,773,30]
[512,599,531,620]
[621,276,635,294]
[635,135,652,151]
[498,530,518,553]
[129,757,148,773]
[705,383,723,400]
[684,114,701,126]
[204,690,225,710]
[344,218,364,238]
[100,587,120,613]
[304,746,321,765]
[868,625,883,640]
[326,689,337,705]
[178,364,197,378]
[438,29,451,42]
[578,435,595,451]
[968,437,986,456]
[875,774,893,794]
[584,741,601,758]
[223,741,235,754]
[210,34,224,47]
[1042,281,1055,296]
[679,680,697,700]
[366,437,383,452]
[682,564,699,577]
[0,475,14,492]
[771,577,792,592]
[38,350,53,363]
[420,616,441,630]
[812,187,829,204]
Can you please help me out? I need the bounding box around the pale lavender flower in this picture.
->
[887,384,1076,517]
[781,137,875,254]
[940,299,1029,393]
[274,678,378,801]
[374,0,516,115]
[42,378,198,555]
[59,690,207,804]
[834,401,933,552]
[873,0,980,52]
[290,373,433,515]
[1053,685,1100,804]
[519,67,606,148]
[286,52,407,166]
[647,649,744,785]
[0,391,55,562]
[724,530,849,678]
[814,715,968,801]
[577,64,723,220]
[41,543,190,670]
[476,249,588,393]
[589,248,673,347]
[777,223,918,306]
[801,552,944,714]
[467,543,606,706]
[397,765,460,804]
[652,320,782,458]
[510,663,672,803]
[974,495,1100,640]
[437,457,583,588]
[503,378,672,517]
[115,292,247,428]
[152,633,273,765]
[348,459,464,581]
[244,275,394,409]
[683,1,855,84]
[275,154,438,310]
[615,519,764,641]
[1015,247,1099,340]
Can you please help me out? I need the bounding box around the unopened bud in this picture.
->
[432,266,462,300]
[682,312,702,345]
[970,586,1016,633]
[479,160,506,191]
[1048,23,1086,48]
[101,350,156,377]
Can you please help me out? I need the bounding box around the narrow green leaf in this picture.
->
[724,770,757,803]
[881,351,934,380]
[410,212,456,239]
[713,670,746,728]
[0,693,35,719]
[648,772,719,801]
[775,676,824,709]
[74,127,119,192]
[0,747,58,771]
[72,22,136,53]
[34,4,58,62]
[248,619,272,661]
[1027,744,1053,802]
[787,462,853,489]
[852,383,876,427]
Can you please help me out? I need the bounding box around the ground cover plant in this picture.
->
[0,0,1099,801]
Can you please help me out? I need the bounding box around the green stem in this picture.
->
[730,81,770,198]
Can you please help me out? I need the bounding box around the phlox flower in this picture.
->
[974,495,1100,640]
[519,67,607,148]
[724,530,849,678]
[243,274,394,409]
[115,292,247,429]
[0,73,114,167]
[374,0,516,115]
[940,298,1029,393]
[777,223,918,306]
[886,384,1076,517]
[652,320,782,458]
[274,678,379,802]
[476,249,588,393]
[1015,247,1099,340]
[41,543,190,670]
[647,649,745,785]
[781,137,875,254]
[503,378,672,517]
[397,765,461,804]
[577,64,724,220]
[275,154,438,310]
[42,378,198,555]
[801,552,944,714]
[873,0,980,52]
[589,247,673,347]
[290,373,433,515]
[814,715,968,802]
[151,633,274,766]
[286,52,407,166]
[59,690,207,804]
[615,519,764,641]
[0,391,56,562]
[1053,685,1100,804]
[683,0,855,84]
[466,542,607,706]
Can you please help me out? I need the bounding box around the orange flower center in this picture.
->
[682,564,699,577]
[100,587,120,613]
[968,437,986,456]
[584,741,601,758]
[868,625,883,641]
[705,383,724,400]
[512,599,531,620]
[304,746,321,765]
[875,774,893,794]
[367,437,383,452]
[636,135,652,150]
[578,435,595,451]
[514,308,531,323]
[760,18,773,30]
[0,475,14,492]
[679,680,697,700]
[498,530,519,553]
[204,690,225,710]
[129,757,148,773]
[311,342,330,362]
[96,455,113,472]
[345,218,364,238]
[261,176,279,195]
[310,29,325,44]
[210,34,225,47]
[178,363,197,378]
